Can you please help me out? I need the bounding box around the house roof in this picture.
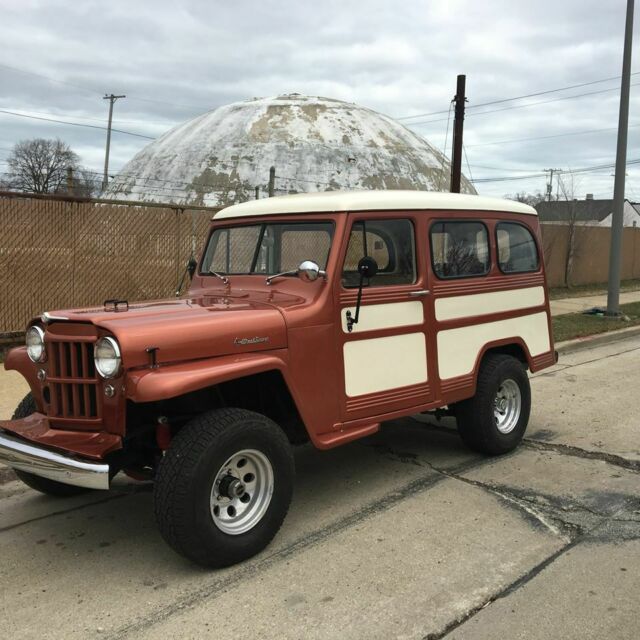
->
[215,190,538,220]
[535,199,614,222]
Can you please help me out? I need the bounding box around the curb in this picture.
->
[555,324,640,355]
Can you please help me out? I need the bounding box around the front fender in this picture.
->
[126,350,290,403]
[5,346,41,409]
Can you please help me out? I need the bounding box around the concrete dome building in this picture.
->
[108,94,476,206]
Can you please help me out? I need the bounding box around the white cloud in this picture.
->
[0,0,637,199]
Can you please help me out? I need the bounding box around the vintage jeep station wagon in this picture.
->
[0,191,556,567]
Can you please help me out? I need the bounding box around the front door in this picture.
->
[336,214,434,422]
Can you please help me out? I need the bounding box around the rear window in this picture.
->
[430,221,490,279]
[496,223,539,273]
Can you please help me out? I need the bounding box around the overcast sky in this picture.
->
[0,0,638,199]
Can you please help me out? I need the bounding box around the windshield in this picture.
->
[201,221,334,276]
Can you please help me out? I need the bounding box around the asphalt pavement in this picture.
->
[1,334,639,639]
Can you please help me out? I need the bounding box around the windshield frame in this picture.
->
[198,218,336,277]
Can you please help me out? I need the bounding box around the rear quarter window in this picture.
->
[430,221,490,279]
[496,222,540,273]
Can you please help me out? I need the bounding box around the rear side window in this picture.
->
[430,221,490,279]
[496,223,539,273]
[342,219,416,287]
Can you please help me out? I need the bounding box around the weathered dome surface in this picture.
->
[108,94,476,206]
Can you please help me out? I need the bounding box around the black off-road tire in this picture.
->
[154,408,294,568]
[11,392,89,497]
[455,354,531,455]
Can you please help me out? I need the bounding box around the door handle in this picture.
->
[409,290,430,297]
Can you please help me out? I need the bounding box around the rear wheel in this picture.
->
[11,393,89,497]
[455,354,531,455]
[154,408,294,568]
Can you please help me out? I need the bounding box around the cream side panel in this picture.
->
[341,301,424,333]
[344,333,428,397]
[437,312,550,380]
[435,286,545,321]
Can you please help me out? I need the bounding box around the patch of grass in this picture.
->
[549,279,640,300]
[552,300,640,342]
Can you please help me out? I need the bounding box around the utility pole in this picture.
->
[255,186,260,200]
[268,166,276,197]
[102,93,126,192]
[607,0,635,316]
[450,74,466,193]
[544,168,561,202]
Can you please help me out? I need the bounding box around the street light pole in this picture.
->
[102,94,126,192]
[607,0,634,315]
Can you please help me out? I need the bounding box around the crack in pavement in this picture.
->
[104,455,493,640]
[523,439,640,473]
[364,443,640,640]
[426,500,637,640]
[0,484,153,533]
[368,445,584,541]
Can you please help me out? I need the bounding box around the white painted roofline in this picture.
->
[214,190,537,220]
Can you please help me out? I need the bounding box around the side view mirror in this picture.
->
[297,260,326,282]
[176,257,199,297]
[357,256,378,279]
[187,257,198,279]
[346,256,379,332]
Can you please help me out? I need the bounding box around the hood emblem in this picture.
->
[234,336,269,346]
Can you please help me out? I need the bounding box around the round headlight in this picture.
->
[26,326,46,363]
[94,337,122,379]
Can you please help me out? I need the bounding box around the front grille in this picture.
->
[48,338,101,420]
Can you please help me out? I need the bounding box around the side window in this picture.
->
[496,223,539,273]
[430,221,490,278]
[342,219,416,288]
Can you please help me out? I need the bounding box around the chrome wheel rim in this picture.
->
[493,379,521,434]
[210,449,274,535]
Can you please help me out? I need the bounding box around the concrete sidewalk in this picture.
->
[550,288,640,316]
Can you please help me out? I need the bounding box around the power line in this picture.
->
[0,108,155,139]
[471,158,640,183]
[466,123,640,148]
[406,82,640,127]
[396,72,640,121]
[0,106,177,127]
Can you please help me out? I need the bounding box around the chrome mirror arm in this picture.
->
[266,260,327,285]
[265,270,297,285]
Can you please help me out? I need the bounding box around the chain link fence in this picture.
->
[0,192,219,335]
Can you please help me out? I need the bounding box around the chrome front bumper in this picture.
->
[0,432,110,490]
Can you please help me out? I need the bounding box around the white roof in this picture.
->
[215,190,537,220]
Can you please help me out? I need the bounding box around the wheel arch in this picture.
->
[466,338,532,396]
[127,355,309,445]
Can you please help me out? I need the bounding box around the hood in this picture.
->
[43,292,298,368]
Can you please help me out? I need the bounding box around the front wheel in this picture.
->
[455,354,531,455]
[154,408,294,568]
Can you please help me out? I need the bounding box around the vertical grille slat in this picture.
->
[81,343,89,379]
[47,336,101,421]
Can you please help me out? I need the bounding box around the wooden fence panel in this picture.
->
[0,194,219,334]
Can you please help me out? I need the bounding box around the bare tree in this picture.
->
[5,138,81,194]
[71,169,100,198]
[556,172,583,288]
[504,191,546,207]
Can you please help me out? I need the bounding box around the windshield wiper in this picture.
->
[207,270,230,285]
